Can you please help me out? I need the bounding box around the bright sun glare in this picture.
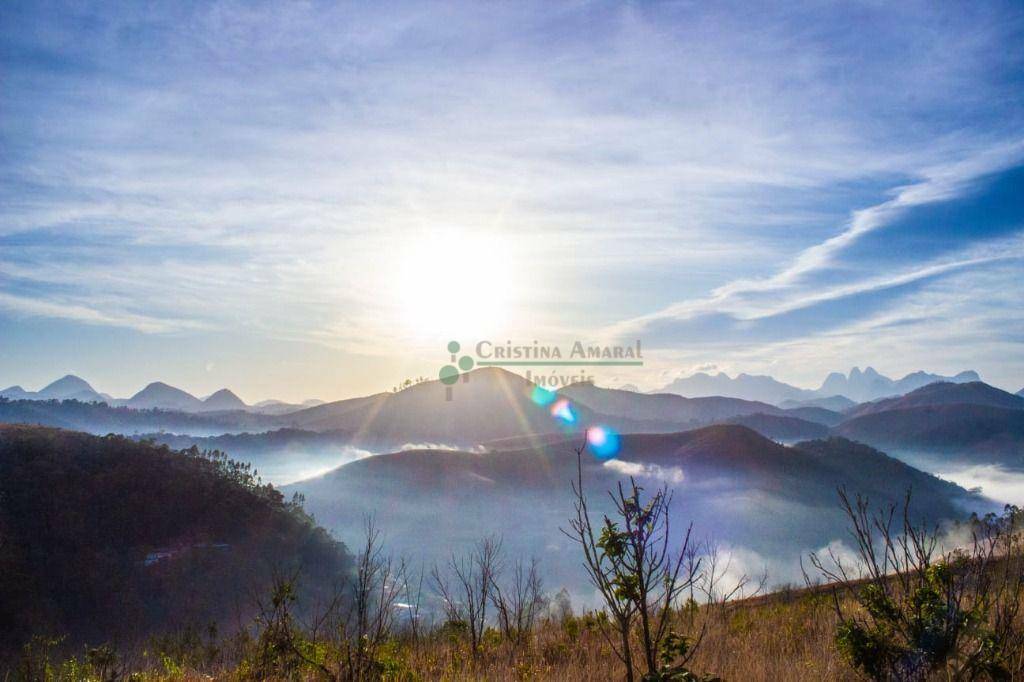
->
[390,229,519,341]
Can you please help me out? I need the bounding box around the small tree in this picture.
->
[431,536,503,660]
[259,518,405,681]
[490,555,546,651]
[399,561,427,646]
[696,539,768,612]
[563,445,706,682]
[334,517,406,680]
[810,491,1024,680]
[245,571,326,680]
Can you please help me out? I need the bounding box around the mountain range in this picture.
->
[0,375,323,415]
[3,364,1022,621]
[5,370,1023,464]
[269,370,857,448]
[0,375,111,403]
[660,367,982,404]
[831,382,1024,467]
[2,366,999,419]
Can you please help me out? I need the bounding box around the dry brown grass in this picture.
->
[18,573,1023,681]
[378,589,857,681]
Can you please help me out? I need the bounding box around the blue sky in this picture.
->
[1,1,1023,401]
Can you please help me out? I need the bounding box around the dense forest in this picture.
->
[0,425,351,659]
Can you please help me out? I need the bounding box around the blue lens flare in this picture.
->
[531,385,557,406]
[550,398,577,424]
[587,425,620,458]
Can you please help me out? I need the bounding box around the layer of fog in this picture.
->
[286,466,944,608]
[247,446,375,486]
[934,464,1024,507]
[203,439,1018,608]
[882,448,1024,508]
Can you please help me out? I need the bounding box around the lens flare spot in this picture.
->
[587,425,620,458]
[550,398,576,424]
[531,385,557,406]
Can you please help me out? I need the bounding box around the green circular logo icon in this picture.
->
[458,355,475,371]
[439,365,460,385]
[447,340,461,354]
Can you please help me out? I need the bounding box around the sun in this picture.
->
[389,228,520,341]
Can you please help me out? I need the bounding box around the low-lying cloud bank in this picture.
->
[603,459,686,485]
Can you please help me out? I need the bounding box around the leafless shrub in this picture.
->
[491,555,546,651]
[332,516,406,680]
[398,560,427,646]
[696,539,768,614]
[431,536,503,660]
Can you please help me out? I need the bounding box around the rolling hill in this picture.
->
[833,404,1024,467]
[657,372,813,404]
[279,369,667,447]
[845,381,1024,419]
[780,406,845,426]
[0,425,351,656]
[560,381,785,425]
[778,395,857,412]
[722,413,830,441]
[289,425,978,598]
[252,398,326,415]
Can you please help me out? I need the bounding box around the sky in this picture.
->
[1,0,1023,402]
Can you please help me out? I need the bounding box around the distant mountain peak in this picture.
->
[202,388,247,411]
[40,374,93,391]
[143,381,173,390]
[128,382,202,411]
[37,374,102,400]
[660,366,983,406]
[659,371,813,405]
[815,367,980,403]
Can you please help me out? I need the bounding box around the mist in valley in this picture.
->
[248,445,375,486]
[876,448,1024,508]
[282,443,994,607]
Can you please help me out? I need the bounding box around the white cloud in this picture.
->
[603,459,685,485]
[1,2,1022,393]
